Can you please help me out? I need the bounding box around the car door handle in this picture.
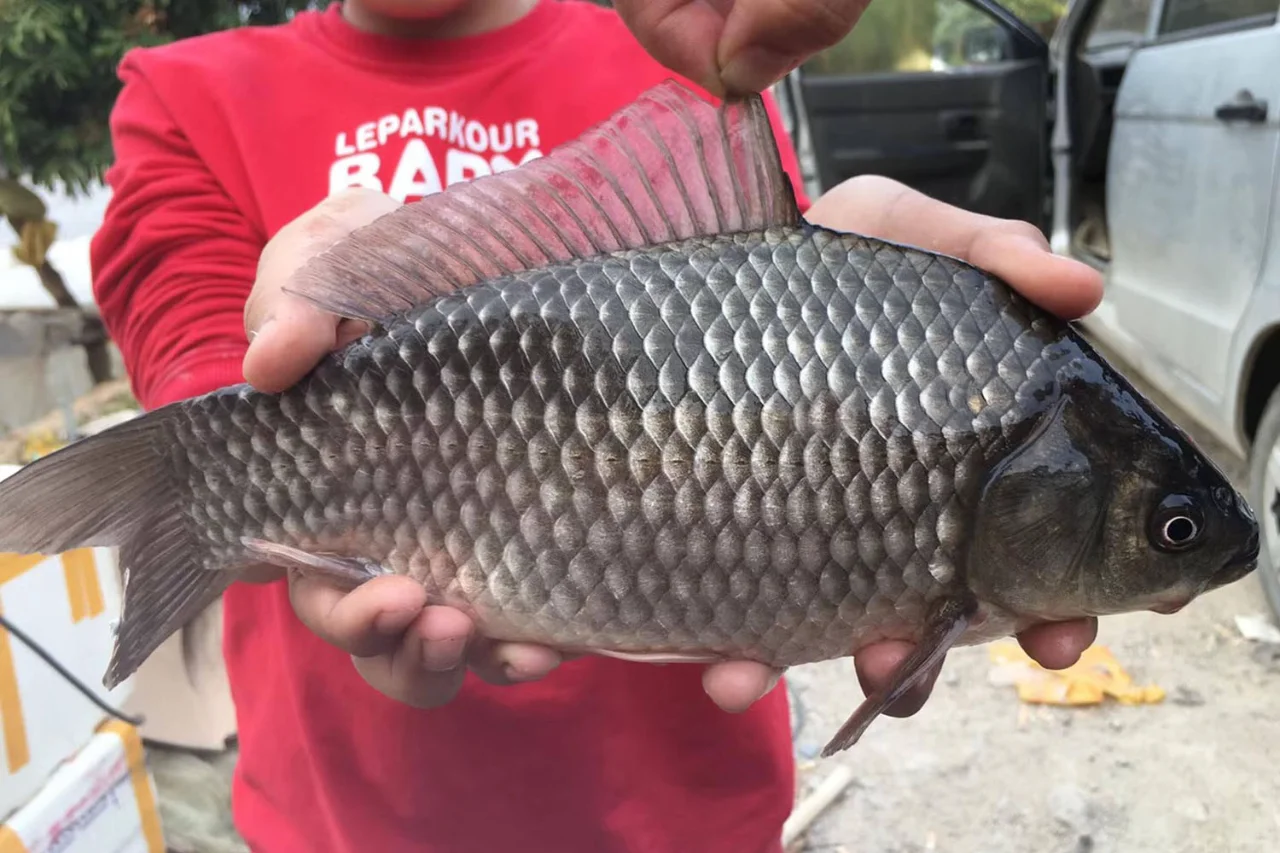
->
[940,110,981,141]
[1216,90,1268,123]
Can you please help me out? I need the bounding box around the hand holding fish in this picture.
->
[613,0,873,96]
[239,175,1105,714]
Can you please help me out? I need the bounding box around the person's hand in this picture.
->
[613,0,874,97]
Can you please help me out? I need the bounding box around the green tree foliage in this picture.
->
[0,1,313,386]
[0,1,315,196]
[803,0,1069,76]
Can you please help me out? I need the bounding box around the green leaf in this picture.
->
[0,0,314,191]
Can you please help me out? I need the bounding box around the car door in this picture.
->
[777,0,1054,231]
[1100,0,1280,421]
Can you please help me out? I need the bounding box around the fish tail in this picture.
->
[0,406,233,690]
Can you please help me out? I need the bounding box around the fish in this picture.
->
[0,80,1259,757]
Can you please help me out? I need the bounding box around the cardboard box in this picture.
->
[0,466,134,819]
[0,721,164,853]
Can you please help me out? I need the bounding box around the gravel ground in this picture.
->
[146,337,1280,853]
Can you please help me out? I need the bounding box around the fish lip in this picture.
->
[1216,554,1259,587]
[1150,599,1191,615]
[1204,530,1260,591]
[1221,527,1261,574]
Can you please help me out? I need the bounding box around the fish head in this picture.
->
[967,348,1259,622]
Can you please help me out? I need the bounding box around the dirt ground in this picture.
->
[787,338,1280,853]
[145,338,1280,853]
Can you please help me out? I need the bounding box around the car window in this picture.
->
[802,0,1063,76]
[1158,0,1278,36]
[1083,0,1156,50]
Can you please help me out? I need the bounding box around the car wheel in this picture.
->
[1247,385,1280,622]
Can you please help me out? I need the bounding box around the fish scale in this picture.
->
[0,79,1256,757]
[164,227,1060,668]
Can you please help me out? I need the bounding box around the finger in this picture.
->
[719,0,873,95]
[612,1,728,96]
[288,572,426,658]
[702,660,784,713]
[1017,618,1098,670]
[411,606,477,671]
[351,627,469,710]
[465,637,564,687]
[853,640,943,718]
[238,565,285,585]
[806,175,1104,319]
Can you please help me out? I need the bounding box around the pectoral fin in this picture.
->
[821,594,977,757]
[241,539,390,588]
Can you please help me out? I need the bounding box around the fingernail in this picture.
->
[762,670,784,696]
[748,669,785,705]
[421,637,466,672]
[247,317,275,345]
[501,652,559,682]
[721,48,803,96]
[372,608,414,635]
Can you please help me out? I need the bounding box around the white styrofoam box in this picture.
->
[0,721,164,853]
[0,465,134,821]
[70,411,239,752]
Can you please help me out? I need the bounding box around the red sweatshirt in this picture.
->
[91,4,814,852]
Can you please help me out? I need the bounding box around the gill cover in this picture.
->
[968,366,1112,618]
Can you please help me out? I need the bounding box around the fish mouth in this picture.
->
[1216,526,1261,586]
[1150,598,1191,615]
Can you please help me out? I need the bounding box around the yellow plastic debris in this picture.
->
[988,641,1165,707]
[20,432,66,463]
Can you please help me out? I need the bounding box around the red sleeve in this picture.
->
[90,54,263,410]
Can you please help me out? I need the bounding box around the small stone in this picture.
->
[1047,784,1093,835]
[1251,644,1280,673]
[1172,686,1205,707]
[943,669,961,687]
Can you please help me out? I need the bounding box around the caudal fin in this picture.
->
[0,408,233,689]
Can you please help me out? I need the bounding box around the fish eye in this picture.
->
[1149,494,1204,552]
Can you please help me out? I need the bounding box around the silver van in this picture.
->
[776,0,1280,617]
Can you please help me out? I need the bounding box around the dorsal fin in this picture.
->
[285,79,803,323]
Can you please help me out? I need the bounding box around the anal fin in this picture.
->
[241,539,390,589]
[821,594,977,757]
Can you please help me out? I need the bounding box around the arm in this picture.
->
[90,56,263,410]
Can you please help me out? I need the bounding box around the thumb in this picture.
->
[242,299,369,393]
[718,0,872,95]
[242,188,400,392]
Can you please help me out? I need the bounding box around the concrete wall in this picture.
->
[0,310,124,434]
